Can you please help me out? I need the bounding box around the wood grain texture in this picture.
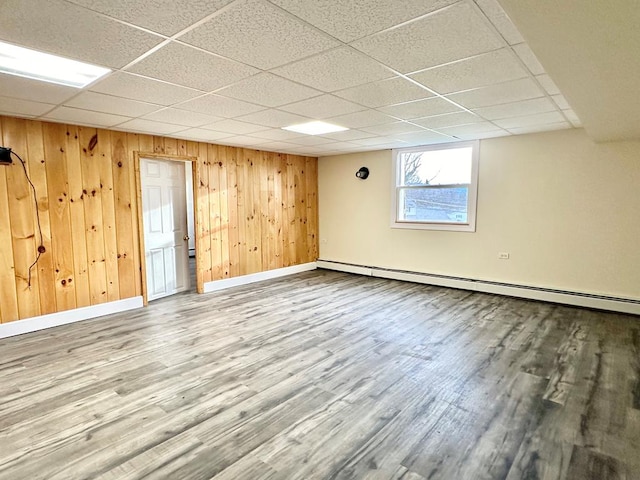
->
[0,115,318,322]
[0,270,638,479]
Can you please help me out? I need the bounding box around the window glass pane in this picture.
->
[398,186,469,223]
[400,147,472,186]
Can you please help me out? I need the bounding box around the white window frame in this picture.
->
[391,140,479,232]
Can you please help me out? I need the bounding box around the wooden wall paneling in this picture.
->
[111,131,136,300]
[226,146,240,279]
[273,154,284,270]
[198,142,212,284]
[306,157,319,260]
[97,130,120,302]
[164,137,178,157]
[259,151,271,271]
[286,155,297,267]
[246,150,261,274]
[79,127,108,305]
[295,157,308,264]
[186,141,203,293]
[153,136,165,154]
[3,117,41,319]
[279,153,290,268]
[218,147,230,278]
[138,134,154,155]
[266,152,277,271]
[208,144,222,281]
[25,120,56,315]
[235,149,248,276]
[0,115,320,319]
[64,125,90,308]
[0,118,19,323]
[43,122,76,312]
[177,138,187,157]
[126,133,143,297]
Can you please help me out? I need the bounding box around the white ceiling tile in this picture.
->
[202,119,270,135]
[176,94,266,118]
[350,136,406,146]
[473,97,557,120]
[512,43,546,75]
[65,0,234,36]
[563,109,582,127]
[0,96,54,117]
[319,141,362,150]
[378,97,462,119]
[234,109,312,128]
[334,77,433,108]
[116,119,186,134]
[128,42,259,92]
[552,94,571,110]
[258,141,300,151]
[351,2,504,73]
[410,48,528,94]
[216,73,322,108]
[220,136,266,146]
[142,108,224,127]
[0,0,162,68]
[178,0,339,69]
[436,122,505,136]
[174,128,234,142]
[453,129,510,140]
[270,47,394,92]
[508,122,572,135]
[270,0,457,42]
[0,74,77,104]
[90,73,204,106]
[493,111,566,129]
[394,130,455,145]
[249,129,306,141]
[475,0,524,45]
[535,74,561,96]
[360,122,426,136]
[318,129,376,141]
[279,95,366,118]
[286,136,337,146]
[65,92,160,117]
[446,78,545,109]
[324,110,398,128]
[43,106,132,127]
[412,111,483,129]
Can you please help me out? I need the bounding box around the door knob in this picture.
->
[184,235,190,241]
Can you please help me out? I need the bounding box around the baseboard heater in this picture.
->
[316,260,640,316]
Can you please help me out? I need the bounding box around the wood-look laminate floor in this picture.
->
[1,270,639,480]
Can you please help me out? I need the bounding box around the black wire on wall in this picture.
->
[7,150,45,288]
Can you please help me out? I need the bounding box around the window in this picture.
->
[392,141,479,232]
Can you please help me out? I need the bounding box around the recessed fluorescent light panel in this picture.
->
[282,121,348,135]
[0,41,111,88]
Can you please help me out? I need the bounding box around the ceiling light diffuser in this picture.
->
[0,41,111,88]
[282,121,348,135]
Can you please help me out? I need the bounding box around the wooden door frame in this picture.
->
[134,152,201,306]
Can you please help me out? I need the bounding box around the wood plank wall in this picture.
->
[0,115,318,324]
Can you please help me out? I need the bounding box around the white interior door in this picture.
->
[141,158,190,301]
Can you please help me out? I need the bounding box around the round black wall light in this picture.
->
[355,166,369,180]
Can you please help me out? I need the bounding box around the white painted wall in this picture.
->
[318,128,640,300]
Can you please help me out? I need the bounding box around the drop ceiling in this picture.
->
[0,0,582,156]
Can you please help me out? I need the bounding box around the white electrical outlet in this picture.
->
[498,252,510,260]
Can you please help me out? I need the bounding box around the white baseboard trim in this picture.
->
[317,260,640,315]
[0,296,144,339]
[203,262,317,293]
